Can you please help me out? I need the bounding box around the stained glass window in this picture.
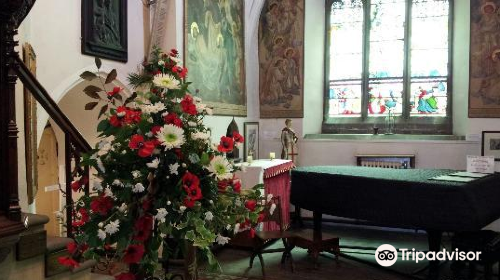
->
[325,0,451,132]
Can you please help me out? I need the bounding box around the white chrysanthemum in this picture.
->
[132,183,145,193]
[118,203,127,213]
[141,102,166,114]
[112,179,123,187]
[204,211,214,221]
[155,208,168,223]
[158,60,165,66]
[207,155,233,180]
[188,121,198,127]
[147,158,160,169]
[93,181,103,192]
[169,162,179,175]
[104,220,120,235]
[234,223,240,234]
[153,74,180,90]
[104,188,116,199]
[132,170,141,179]
[191,131,210,142]
[98,141,112,156]
[226,224,231,230]
[157,124,185,150]
[215,234,231,245]
[97,229,106,240]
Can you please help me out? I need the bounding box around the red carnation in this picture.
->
[58,256,79,268]
[109,115,122,127]
[72,208,89,228]
[245,200,257,212]
[233,131,244,143]
[71,181,81,192]
[179,67,188,79]
[128,134,156,158]
[115,273,136,280]
[151,125,162,135]
[164,112,183,127]
[218,180,229,192]
[67,242,77,254]
[170,49,179,57]
[180,95,197,115]
[217,136,234,153]
[233,180,242,193]
[134,215,153,241]
[123,244,145,264]
[182,172,200,189]
[107,87,121,98]
[125,109,142,124]
[90,195,113,216]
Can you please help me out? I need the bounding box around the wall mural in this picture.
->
[184,0,246,116]
[259,0,304,118]
[82,0,128,62]
[469,0,500,117]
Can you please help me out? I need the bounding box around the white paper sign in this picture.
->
[467,155,495,174]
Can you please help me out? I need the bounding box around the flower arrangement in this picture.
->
[61,49,268,279]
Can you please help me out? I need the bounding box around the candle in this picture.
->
[269,152,276,160]
[247,155,253,163]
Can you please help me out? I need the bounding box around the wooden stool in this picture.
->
[287,228,340,268]
[451,230,500,280]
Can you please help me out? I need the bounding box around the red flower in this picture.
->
[170,49,179,57]
[134,215,153,241]
[151,125,162,135]
[128,134,156,158]
[232,179,242,193]
[164,112,183,127]
[249,228,256,238]
[245,200,257,212]
[67,242,77,254]
[233,131,244,143]
[123,244,145,264]
[72,208,89,227]
[183,197,196,208]
[218,180,229,192]
[58,256,79,268]
[71,181,81,192]
[179,67,188,79]
[180,95,197,115]
[110,106,141,127]
[109,115,122,127]
[182,172,200,189]
[90,195,113,216]
[107,87,121,98]
[217,136,234,153]
[173,148,183,159]
[257,212,266,223]
[115,273,136,280]
[184,185,202,201]
[125,109,142,124]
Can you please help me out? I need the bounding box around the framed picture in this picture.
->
[258,0,305,118]
[482,131,500,161]
[469,1,500,118]
[244,122,259,161]
[184,0,246,116]
[82,0,128,62]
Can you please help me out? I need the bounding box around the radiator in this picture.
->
[356,154,415,169]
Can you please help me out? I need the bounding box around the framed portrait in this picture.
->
[244,122,259,161]
[258,0,305,118]
[469,1,500,118]
[482,131,500,161]
[82,0,128,62]
[184,0,246,116]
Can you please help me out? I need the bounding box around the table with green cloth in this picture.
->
[290,166,500,279]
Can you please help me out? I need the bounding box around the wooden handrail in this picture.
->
[13,55,91,152]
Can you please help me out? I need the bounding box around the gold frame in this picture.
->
[23,43,38,205]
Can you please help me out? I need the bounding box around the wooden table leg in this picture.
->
[427,230,442,280]
[312,211,322,267]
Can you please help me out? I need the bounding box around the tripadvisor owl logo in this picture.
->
[375,244,398,267]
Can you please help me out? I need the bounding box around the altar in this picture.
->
[236,159,295,230]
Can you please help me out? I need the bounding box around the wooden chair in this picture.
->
[230,196,294,277]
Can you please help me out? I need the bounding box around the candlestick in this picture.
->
[269,152,275,160]
[247,155,253,163]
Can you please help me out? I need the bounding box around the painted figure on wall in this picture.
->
[281,119,298,163]
[470,0,500,117]
[259,0,304,118]
[94,0,120,47]
[185,0,246,116]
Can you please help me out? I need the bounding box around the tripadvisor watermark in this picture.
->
[375,244,482,267]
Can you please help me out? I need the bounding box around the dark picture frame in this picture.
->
[82,0,128,62]
[243,122,259,161]
[482,131,500,161]
[183,0,247,116]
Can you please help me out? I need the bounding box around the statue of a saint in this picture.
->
[280,119,298,163]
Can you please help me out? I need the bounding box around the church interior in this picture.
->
[1,0,500,280]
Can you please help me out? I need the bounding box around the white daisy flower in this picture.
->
[112,179,123,187]
[169,162,180,175]
[158,60,165,66]
[147,158,160,169]
[93,181,103,192]
[141,102,166,114]
[207,155,233,180]
[104,220,120,235]
[156,124,185,150]
[155,208,168,223]
[204,211,214,221]
[97,229,106,240]
[104,188,116,199]
[132,183,145,193]
[191,131,210,142]
[153,74,180,90]
[215,234,231,245]
[132,170,141,179]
